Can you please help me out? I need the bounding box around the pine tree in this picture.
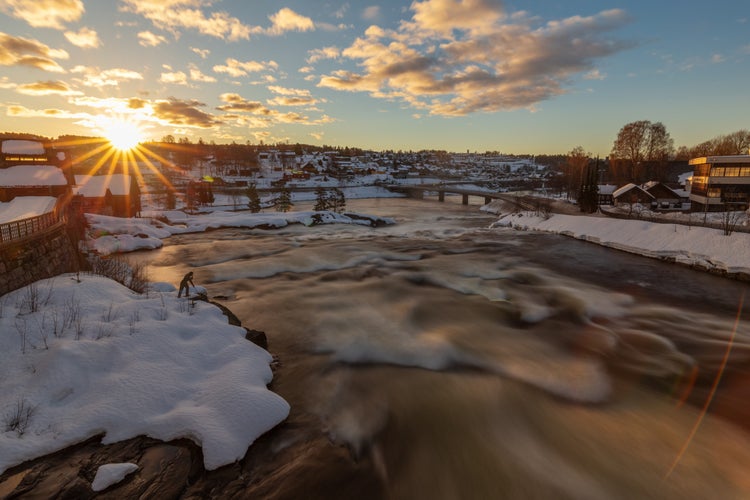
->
[276,187,293,212]
[577,159,600,213]
[313,186,329,211]
[247,183,262,213]
[331,188,346,213]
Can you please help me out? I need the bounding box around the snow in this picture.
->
[0,274,290,475]
[91,463,139,491]
[0,196,57,224]
[74,174,134,197]
[489,210,750,277]
[1,140,45,155]
[0,165,67,186]
[86,210,395,255]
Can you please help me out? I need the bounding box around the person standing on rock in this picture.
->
[178,271,195,298]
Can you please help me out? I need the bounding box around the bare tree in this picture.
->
[610,120,674,184]
[564,146,589,200]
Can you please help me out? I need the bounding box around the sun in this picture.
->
[102,118,144,151]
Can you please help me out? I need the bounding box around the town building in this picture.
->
[688,155,750,212]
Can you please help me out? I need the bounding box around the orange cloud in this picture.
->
[0,32,68,72]
[0,0,84,29]
[266,8,314,35]
[64,27,100,48]
[16,79,82,96]
[318,4,633,116]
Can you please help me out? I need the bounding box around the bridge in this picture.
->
[384,184,536,209]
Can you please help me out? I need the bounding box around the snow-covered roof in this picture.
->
[0,196,57,223]
[1,139,45,155]
[598,184,618,195]
[74,174,134,197]
[613,183,654,199]
[0,165,67,186]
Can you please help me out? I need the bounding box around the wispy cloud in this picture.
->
[319,1,633,116]
[0,32,69,72]
[138,31,168,47]
[70,66,143,88]
[16,79,82,96]
[0,0,84,29]
[266,8,314,35]
[213,58,278,78]
[306,46,340,64]
[64,27,100,49]
[120,0,252,41]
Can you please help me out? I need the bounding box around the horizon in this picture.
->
[1,0,748,157]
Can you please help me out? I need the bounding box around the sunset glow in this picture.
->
[102,119,144,152]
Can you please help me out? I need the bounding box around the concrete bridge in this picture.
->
[384,184,535,208]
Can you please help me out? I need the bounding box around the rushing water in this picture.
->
[138,198,750,499]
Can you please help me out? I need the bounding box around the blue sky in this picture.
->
[0,0,747,155]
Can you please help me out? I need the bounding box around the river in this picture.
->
[136,197,750,499]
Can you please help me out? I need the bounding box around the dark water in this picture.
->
[138,198,750,499]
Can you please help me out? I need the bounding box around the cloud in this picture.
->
[152,97,220,128]
[189,64,216,83]
[266,8,314,35]
[160,70,188,85]
[120,0,253,41]
[6,104,83,118]
[711,53,725,64]
[583,69,606,80]
[71,66,143,87]
[362,6,380,21]
[0,32,69,72]
[64,27,100,48]
[138,31,168,47]
[318,3,633,116]
[15,79,82,96]
[0,0,84,29]
[307,46,340,64]
[191,47,210,58]
[333,3,349,19]
[217,92,331,126]
[213,58,278,78]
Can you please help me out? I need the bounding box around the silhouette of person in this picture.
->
[178,271,195,298]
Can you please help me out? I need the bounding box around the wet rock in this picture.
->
[245,328,268,349]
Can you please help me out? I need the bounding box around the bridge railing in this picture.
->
[0,198,66,245]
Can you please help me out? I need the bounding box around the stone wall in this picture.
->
[0,223,80,296]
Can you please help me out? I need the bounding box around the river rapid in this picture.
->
[137,198,750,499]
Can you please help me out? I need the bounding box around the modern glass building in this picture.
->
[689,155,750,212]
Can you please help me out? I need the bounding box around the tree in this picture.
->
[577,158,600,213]
[247,183,262,213]
[610,120,674,184]
[330,188,346,213]
[313,186,329,211]
[275,187,293,212]
[564,146,589,200]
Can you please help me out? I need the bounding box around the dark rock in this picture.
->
[244,329,268,349]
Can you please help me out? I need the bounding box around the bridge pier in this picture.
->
[438,191,445,202]
[462,194,469,205]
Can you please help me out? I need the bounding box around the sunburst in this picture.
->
[101,118,144,152]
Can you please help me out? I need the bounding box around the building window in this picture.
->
[707,187,721,198]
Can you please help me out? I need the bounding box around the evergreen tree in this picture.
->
[247,183,262,213]
[577,158,600,213]
[331,188,346,213]
[276,187,293,212]
[313,186,329,211]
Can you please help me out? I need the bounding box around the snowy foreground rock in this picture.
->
[0,274,290,475]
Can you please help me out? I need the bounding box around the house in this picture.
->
[597,184,617,205]
[642,181,688,211]
[74,174,141,217]
[688,155,750,212]
[0,165,71,202]
[612,183,654,208]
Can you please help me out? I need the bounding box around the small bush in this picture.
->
[4,398,37,436]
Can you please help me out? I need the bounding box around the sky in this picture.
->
[0,0,748,156]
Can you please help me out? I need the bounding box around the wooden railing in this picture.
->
[0,198,66,244]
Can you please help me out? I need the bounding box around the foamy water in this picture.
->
[138,198,750,498]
